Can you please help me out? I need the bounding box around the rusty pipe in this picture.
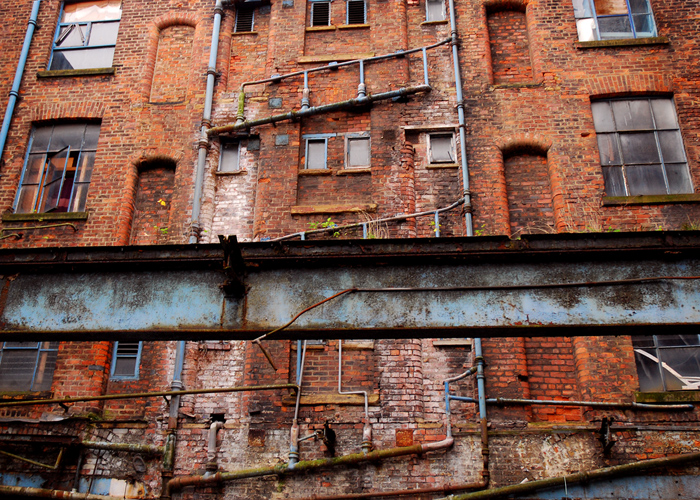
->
[82,440,163,455]
[299,481,486,500]
[0,485,125,500]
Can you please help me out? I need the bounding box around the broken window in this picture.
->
[591,98,693,197]
[219,140,241,172]
[14,123,100,214]
[572,0,656,41]
[50,1,121,70]
[110,342,142,380]
[310,1,331,26]
[235,7,255,32]
[346,0,366,24]
[426,0,446,22]
[428,133,456,164]
[346,135,370,168]
[633,335,700,392]
[0,342,59,392]
[304,135,331,169]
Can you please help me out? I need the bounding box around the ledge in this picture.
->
[306,25,337,32]
[490,82,543,90]
[2,211,89,222]
[291,203,377,215]
[421,20,448,26]
[231,31,258,36]
[0,391,52,401]
[298,52,375,64]
[282,393,380,406]
[433,339,472,347]
[602,193,700,206]
[337,23,370,30]
[37,67,116,78]
[215,170,247,176]
[336,167,371,175]
[635,391,700,404]
[427,163,459,169]
[298,169,332,176]
[575,36,669,49]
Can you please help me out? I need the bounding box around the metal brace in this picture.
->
[219,235,247,297]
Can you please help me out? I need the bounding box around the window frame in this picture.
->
[219,139,242,173]
[633,335,700,392]
[310,0,331,27]
[13,123,100,214]
[425,0,446,22]
[110,341,143,380]
[591,97,693,197]
[346,0,366,25]
[0,342,59,393]
[49,1,122,71]
[427,132,456,165]
[234,7,255,33]
[572,0,657,42]
[345,133,371,169]
[303,133,335,170]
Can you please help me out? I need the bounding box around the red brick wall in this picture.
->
[505,152,555,236]
[130,161,176,245]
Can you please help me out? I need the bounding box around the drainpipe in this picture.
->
[473,338,490,487]
[289,340,308,467]
[190,0,224,243]
[0,0,41,166]
[206,420,225,472]
[163,340,186,486]
[447,0,473,236]
[338,340,372,453]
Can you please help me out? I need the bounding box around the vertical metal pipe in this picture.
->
[168,340,186,429]
[338,340,372,452]
[434,211,440,237]
[301,71,310,110]
[358,60,366,98]
[0,0,41,166]
[190,0,224,243]
[362,223,368,239]
[422,47,429,86]
[447,0,473,236]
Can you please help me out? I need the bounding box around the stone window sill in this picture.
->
[338,24,370,30]
[635,391,700,404]
[299,169,332,176]
[575,36,669,49]
[427,163,459,169]
[602,193,700,206]
[433,339,472,348]
[421,20,448,26]
[3,211,89,222]
[0,391,53,401]
[306,25,336,32]
[298,52,375,64]
[291,203,377,215]
[216,170,247,176]
[337,167,371,175]
[37,67,116,78]
[339,341,374,350]
[232,31,258,36]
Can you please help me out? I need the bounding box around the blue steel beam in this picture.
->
[0,233,699,341]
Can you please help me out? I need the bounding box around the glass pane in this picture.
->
[23,155,47,184]
[306,140,326,169]
[16,185,39,213]
[595,0,629,15]
[84,124,101,149]
[602,166,626,196]
[576,18,597,41]
[598,16,633,39]
[41,148,69,212]
[69,183,90,212]
[88,21,120,46]
[591,102,615,132]
[4,342,40,348]
[33,349,58,391]
[0,349,38,391]
[633,13,655,36]
[665,163,693,194]
[52,47,115,70]
[572,0,593,18]
[629,0,651,14]
[62,1,122,23]
[56,23,88,48]
[620,132,659,163]
[31,127,53,152]
[50,124,86,151]
[651,99,679,129]
[658,131,686,163]
[611,100,653,130]
[658,347,700,391]
[348,138,370,167]
[634,348,665,392]
[626,164,667,195]
[657,335,700,347]
[430,135,454,163]
[426,0,444,21]
[632,335,656,348]
[597,134,621,165]
[113,357,137,376]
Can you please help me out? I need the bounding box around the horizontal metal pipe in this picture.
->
[208,85,431,136]
[439,451,700,500]
[301,480,485,500]
[0,485,124,500]
[82,440,164,455]
[0,384,298,408]
[486,397,693,410]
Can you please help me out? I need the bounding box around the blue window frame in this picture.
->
[14,123,100,214]
[0,342,59,392]
[50,1,122,71]
[303,133,335,169]
[110,342,142,380]
[572,0,656,41]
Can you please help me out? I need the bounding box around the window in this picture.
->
[235,7,255,32]
[219,140,241,172]
[50,1,122,70]
[428,133,456,164]
[304,134,335,169]
[572,0,656,41]
[592,98,693,197]
[0,342,59,392]
[633,335,700,392]
[426,0,446,22]
[110,342,142,380]
[310,1,331,26]
[346,135,370,168]
[346,0,366,24]
[14,123,100,214]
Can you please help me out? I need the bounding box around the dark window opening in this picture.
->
[347,0,366,24]
[311,1,331,26]
[111,341,142,380]
[235,8,255,32]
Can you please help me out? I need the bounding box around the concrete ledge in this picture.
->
[298,52,375,63]
[336,167,371,175]
[636,391,700,403]
[291,203,378,214]
[282,393,380,406]
[575,36,669,49]
[602,193,700,206]
[37,67,116,78]
[2,211,89,222]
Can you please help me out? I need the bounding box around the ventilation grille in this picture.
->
[116,342,140,356]
[311,2,330,26]
[347,0,365,24]
[235,9,254,32]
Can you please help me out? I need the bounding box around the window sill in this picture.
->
[299,169,332,176]
[291,343,326,350]
[282,393,380,406]
[216,170,247,176]
[490,82,542,90]
[232,31,258,36]
[602,193,700,206]
[427,163,459,169]
[433,339,472,347]
[340,341,375,350]
[337,167,371,175]
[635,391,700,404]
[575,36,669,49]
[3,211,89,222]
[0,391,52,400]
[306,25,337,32]
[37,67,116,78]
[421,20,448,26]
[298,52,375,64]
[338,24,370,30]
[291,203,377,215]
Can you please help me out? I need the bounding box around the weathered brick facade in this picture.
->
[1,0,700,499]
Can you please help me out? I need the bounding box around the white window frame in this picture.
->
[346,0,366,25]
[427,132,456,164]
[572,0,657,42]
[110,341,143,380]
[425,0,446,22]
[310,0,331,27]
[345,133,371,169]
[219,139,242,173]
[303,133,335,169]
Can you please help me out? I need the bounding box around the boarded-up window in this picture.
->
[428,133,455,164]
[347,136,370,168]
